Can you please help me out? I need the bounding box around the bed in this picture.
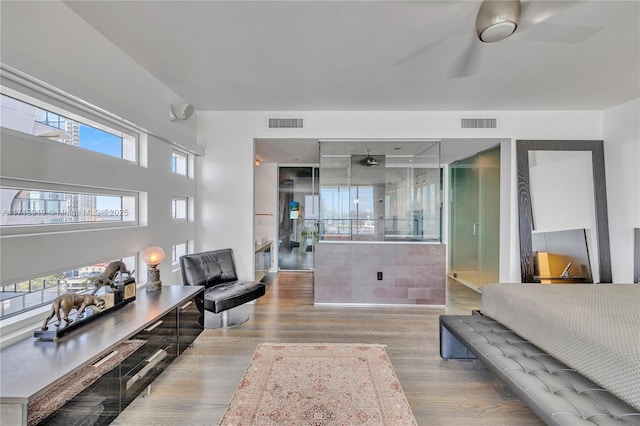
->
[440,283,640,426]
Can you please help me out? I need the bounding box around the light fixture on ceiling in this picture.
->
[476,0,521,43]
[169,102,195,121]
[360,149,379,167]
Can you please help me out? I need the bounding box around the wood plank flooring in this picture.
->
[113,274,543,425]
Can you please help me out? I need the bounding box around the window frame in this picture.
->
[171,241,188,272]
[0,179,139,236]
[1,87,139,165]
[171,196,188,222]
[171,149,188,177]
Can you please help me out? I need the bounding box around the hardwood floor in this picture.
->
[113,273,543,425]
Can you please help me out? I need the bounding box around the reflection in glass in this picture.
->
[319,141,441,242]
[1,93,136,161]
[278,167,318,270]
[0,188,136,226]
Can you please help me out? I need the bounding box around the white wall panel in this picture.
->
[604,98,640,283]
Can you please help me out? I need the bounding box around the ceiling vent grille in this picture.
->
[268,118,303,129]
[461,118,497,129]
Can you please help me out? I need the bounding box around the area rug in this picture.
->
[219,343,417,425]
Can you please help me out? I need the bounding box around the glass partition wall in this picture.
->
[448,147,500,290]
[278,167,319,270]
[319,141,441,242]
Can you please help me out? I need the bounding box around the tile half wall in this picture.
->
[314,242,446,305]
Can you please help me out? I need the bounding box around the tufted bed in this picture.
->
[440,283,640,425]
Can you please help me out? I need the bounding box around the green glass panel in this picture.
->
[449,147,500,288]
[449,156,480,285]
[478,147,501,287]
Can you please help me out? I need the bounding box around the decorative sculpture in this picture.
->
[35,261,136,340]
[89,260,132,293]
[41,294,106,330]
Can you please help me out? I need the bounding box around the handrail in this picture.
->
[0,280,81,320]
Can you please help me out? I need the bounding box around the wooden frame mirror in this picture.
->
[517,140,612,283]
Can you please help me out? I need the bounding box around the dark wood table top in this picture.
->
[0,285,203,402]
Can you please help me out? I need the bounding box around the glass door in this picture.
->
[278,167,319,271]
[449,147,500,289]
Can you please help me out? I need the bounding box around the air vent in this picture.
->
[461,118,497,129]
[268,118,303,129]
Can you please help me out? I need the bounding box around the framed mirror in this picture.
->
[517,140,612,283]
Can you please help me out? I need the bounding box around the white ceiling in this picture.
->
[64,1,639,164]
[65,0,639,112]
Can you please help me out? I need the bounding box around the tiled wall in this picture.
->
[314,242,446,305]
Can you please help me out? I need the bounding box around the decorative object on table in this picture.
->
[88,260,131,292]
[34,261,137,341]
[143,246,165,292]
[40,294,106,330]
[219,343,417,425]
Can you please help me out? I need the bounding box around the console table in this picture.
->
[0,285,203,425]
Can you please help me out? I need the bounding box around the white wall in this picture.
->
[198,110,603,283]
[0,1,200,339]
[604,98,640,283]
[0,128,197,287]
[0,0,200,284]
[254,163,278,272]
[0,0,199,153]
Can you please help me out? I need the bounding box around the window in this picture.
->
[172,150,187,176]
[172,197,188,221]
[1,187,136,227]
[0,93,137,162]
[319,141,442,242]
[0,256,136,319]
[171,242,187,271]
[0,70,197,330]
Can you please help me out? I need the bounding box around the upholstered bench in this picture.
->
[180,249,266,328]
[440,314,640,426]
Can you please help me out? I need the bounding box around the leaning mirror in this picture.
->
[517,140,612,283]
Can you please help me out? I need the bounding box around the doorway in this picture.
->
[448,146,500,290]
[278,166,319,271]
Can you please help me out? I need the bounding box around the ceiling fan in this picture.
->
[395,0,601,78]
[475,0,521,43]
[360,149,379,167]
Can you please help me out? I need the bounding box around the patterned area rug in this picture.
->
[219,343,417,425]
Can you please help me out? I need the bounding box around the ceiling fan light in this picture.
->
[476,0,521,42]
[479,21,518,43]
